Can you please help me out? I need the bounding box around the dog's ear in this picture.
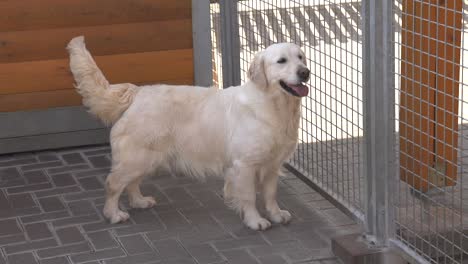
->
[248,51,267,87]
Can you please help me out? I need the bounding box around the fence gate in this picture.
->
[209,0,468,263]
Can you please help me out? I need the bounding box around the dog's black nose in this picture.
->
[297,68,310,82]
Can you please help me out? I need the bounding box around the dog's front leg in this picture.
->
[224,163,271,230]
[262,171,292,224]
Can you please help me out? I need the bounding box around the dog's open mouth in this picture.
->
[279,81,309,97]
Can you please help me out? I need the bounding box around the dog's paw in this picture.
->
[268,210,292,224]
[105,209,130,224]
[130,196,156,209]
[244,216,272,231]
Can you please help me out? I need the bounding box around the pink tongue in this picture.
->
[289,84,309,97]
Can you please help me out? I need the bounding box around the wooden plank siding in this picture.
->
[0,0,194,112]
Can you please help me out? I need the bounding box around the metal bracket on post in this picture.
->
[362,0,395,247]
[219,0,241,88]
[192,0,213,87]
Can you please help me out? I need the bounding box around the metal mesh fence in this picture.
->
[209,0,468,262]
[232,0,365,217]
[392,0,468,263]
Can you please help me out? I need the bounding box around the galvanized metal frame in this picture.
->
[362,0,396,246]
[192,0,213,87]
[219,0,241,88]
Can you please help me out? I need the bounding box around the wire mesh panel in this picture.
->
[210,1,223,88]
[393,0,468,262]
[210,0,366,217]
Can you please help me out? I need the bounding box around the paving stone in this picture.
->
[62,153,86,165]
[7,183,53,194]
[145,226,199,242]
[157,210,190,230]
[0,158,37,168]
[8,252,38,264]
[103,252,160,264]
[56,226,85,244]
[0,178,27,188]
[81,221,132,233]
[9,193,36,208]
[74,168,110,178]
[320,259,343,264]
[4,238,59,254]
[86,231,118,250]
[0,167,25,188]
[21,211,71,224]
[178,225,232,246]
[0,234,26,246]
[114,223,164,237]
[249,241,314,261]
[91,196,105,205]
[152,238,190,259]
[0,167,21,180]
[321,208,355,226]
[0,191,9,208]
[68,200,96,216]
[0,219,21,236]
[36,241,91,258]
[163,187,194,202]
[213,236,269,251]
[23,170,48,184]
[257,254,288,264]
[128,209,160,225]
[38,196,65,212]
[0,206,42,219]
[52,214,101,228]
[24,223,53,240]
[261,226,295,244]
[47,164,91,175]
[50,173,77,187]
[39,256,71,264]
[70,248,125,263]
[83,148,111,157]
[221,249,259,264]
[78,177,103,190]
[88,156,111,168]
[35,186,82,198]
[21,161,63,171]
[162,258,197,264]
[37,154,60,162]
[185,244,224,264]
[64,190,105,201]
[118,234,153,255]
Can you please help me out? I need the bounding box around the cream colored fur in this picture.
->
[67,36,309,230]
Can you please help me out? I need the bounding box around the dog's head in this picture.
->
[248,43,310,98]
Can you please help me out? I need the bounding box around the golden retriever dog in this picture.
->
[67,36,310,230]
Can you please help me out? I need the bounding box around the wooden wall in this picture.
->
[0,0,194,112]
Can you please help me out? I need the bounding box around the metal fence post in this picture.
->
[192,0,213,87]
[362,0,396,246]
[219,0,241,88]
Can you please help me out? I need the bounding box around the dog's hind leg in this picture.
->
[127,177,156,209]
[224,162,271,231]
[103,168,143,224]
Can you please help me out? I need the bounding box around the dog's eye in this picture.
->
[298,55,303,60]
[277,58,287,64]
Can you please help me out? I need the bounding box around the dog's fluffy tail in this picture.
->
[67,36,139,125]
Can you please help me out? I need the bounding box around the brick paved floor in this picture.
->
[0,145,361,264]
